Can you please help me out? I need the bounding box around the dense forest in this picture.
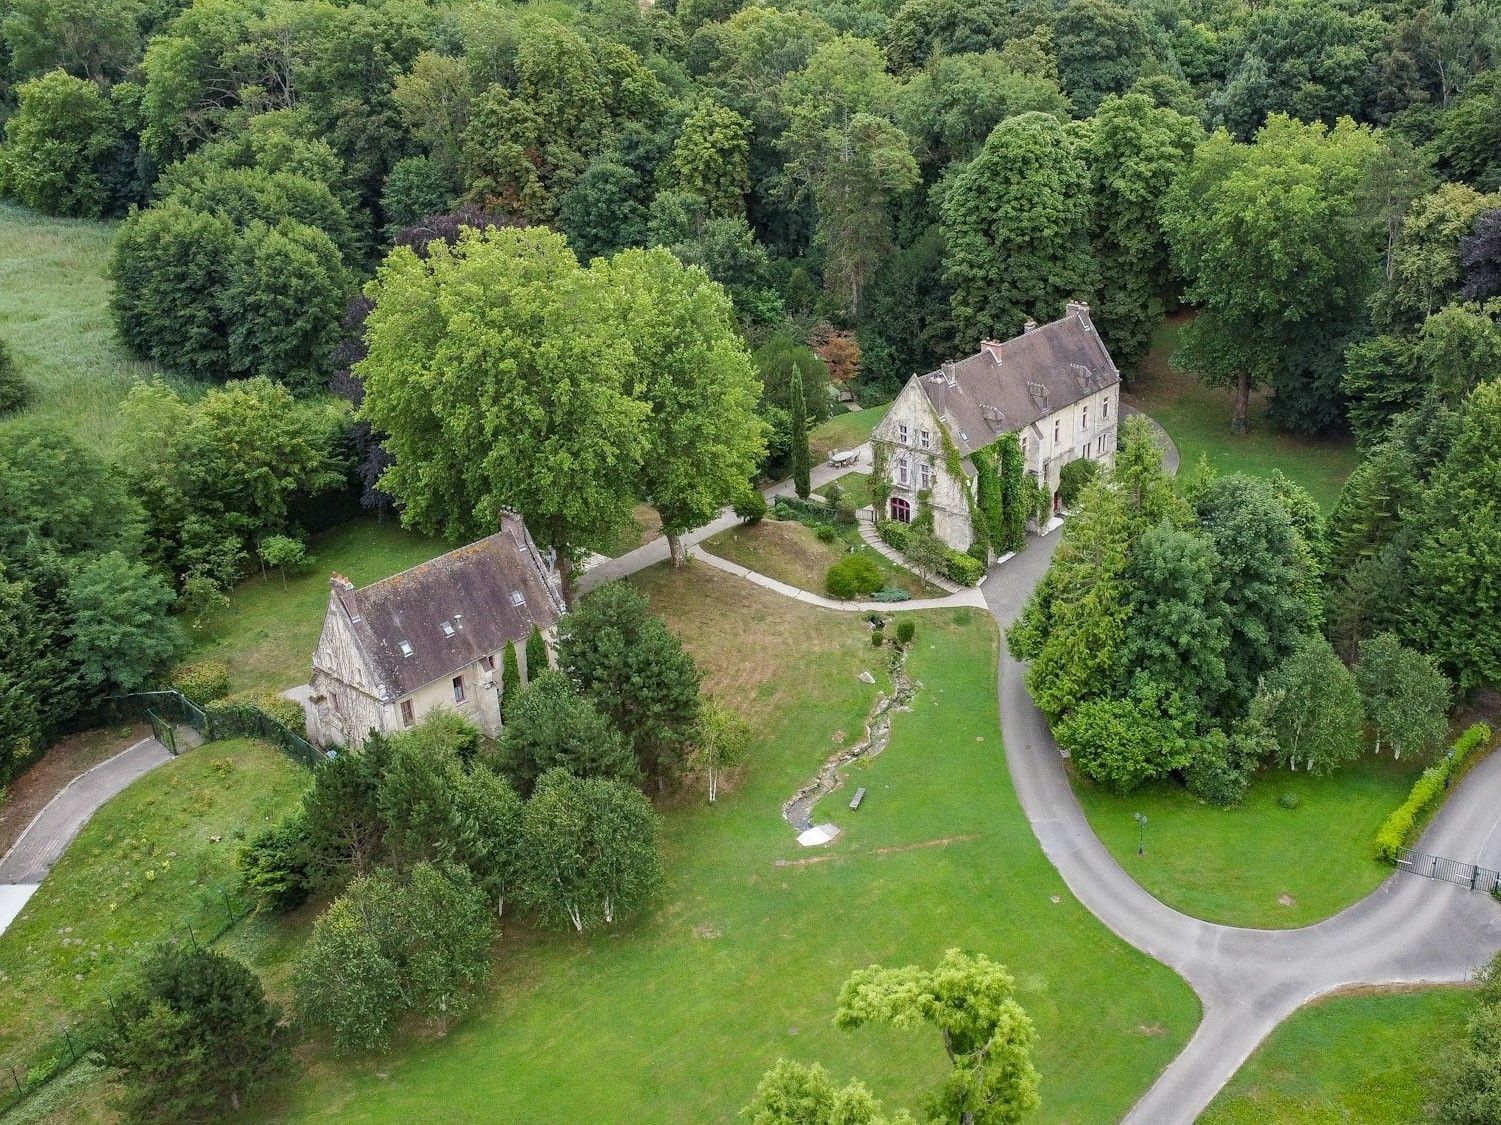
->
[0,0,1499,769]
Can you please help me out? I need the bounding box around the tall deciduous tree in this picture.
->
[1252,633,1364,775]
[64,551,185,696]
[0,70,122,217]
[687,699,751,804]
[1081,94,1202,372]
[1162,116,1383,434]
[518,768,663,931]
[594,248,768,565]
[356,227,649,593]
[1355,632,1450,760]
[742,1060,896,1125]
[941,112,1095,344]
[669,99,752,216]
[836,948,1040,1125]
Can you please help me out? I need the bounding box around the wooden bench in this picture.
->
[849,787,866,810]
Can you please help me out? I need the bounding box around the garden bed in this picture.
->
[704,518,940,599]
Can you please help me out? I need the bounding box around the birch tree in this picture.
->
[1252,634,1364,774]
[688,700,751,804]
[1356,632,1451,760]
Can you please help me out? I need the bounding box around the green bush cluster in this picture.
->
[875,520,985,586]
[1375,722,1491,861]
[894,620,916,647]
[1058,458,1101,507]
[825,554,884,599]
[172,660,231,704]
[204,693,315,764]
[734,490,768,524]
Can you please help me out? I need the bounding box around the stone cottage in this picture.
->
[308,511,566,749]
[870,302,1121,553]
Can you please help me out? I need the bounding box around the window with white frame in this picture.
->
[1097,434,1106,454]
[1082,405,1089,429]
[1053,419,1061,445]
[918,428,931,449]
[400,699,414,727]
[919,461,932,489]
[897,456,910,485]
[452,675,466,703]
[1103,397,1110,420]
[897,422,909,444]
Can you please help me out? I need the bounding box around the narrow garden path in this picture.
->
[0,736,174,936]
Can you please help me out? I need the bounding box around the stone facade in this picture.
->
[871,303,1122,554]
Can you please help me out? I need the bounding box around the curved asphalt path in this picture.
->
[985,501,1501,1123]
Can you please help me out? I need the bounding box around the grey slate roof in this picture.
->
[331,512,564,700]
[916,306,1120,457]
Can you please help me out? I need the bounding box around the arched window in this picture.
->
[890,496,912,524]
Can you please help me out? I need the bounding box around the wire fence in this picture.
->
[0,888,252,1116]
[116,688,322,770]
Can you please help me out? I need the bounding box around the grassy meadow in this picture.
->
[1202,987,1470,1123]
[206,562,1200,1123]
[1127,313,1360,512]
[0,203,196,451]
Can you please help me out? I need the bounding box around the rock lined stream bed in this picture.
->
[782,646,916,834]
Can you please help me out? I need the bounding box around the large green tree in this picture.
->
[1162,115,1384,433]
[1251,633,1364,775]
[1355,632,1450,761]
[494,670,638,797]
[668,99,752,216]
[593,248,768,565]
[100,944,287,1122]
[0,70,122,217]
[941,112,1096,343]
[356,226,649,592]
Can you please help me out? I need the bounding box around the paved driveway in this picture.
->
[985,529,1501,1123]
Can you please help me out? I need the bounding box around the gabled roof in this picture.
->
[327,512,565,700]
[915,304,1120,457]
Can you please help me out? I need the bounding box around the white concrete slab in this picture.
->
[796,823,842,847]
[0,883,39,936]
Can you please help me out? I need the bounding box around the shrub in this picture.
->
[825,554,884,599]
[871,628,885,647]
[815,524,839,543]
[894,620,915,647]
[1277,791,1302,810]
[172,659,231,704]
[239,813,313,912]
[1058,458,1101,507]
[0,340,31,415]
[876,519,909,552]
[942,550,986,586]
[1375,722,1491,860]
[734,489,768,524]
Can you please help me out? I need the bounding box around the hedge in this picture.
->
[875,520,985,587]
[171,660,231,704]
[1375,722,1492,861]
[204,692,320,767]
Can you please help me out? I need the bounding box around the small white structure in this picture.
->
[797,823,842,847]
[308,511,566,749]
[871,301,1121,554]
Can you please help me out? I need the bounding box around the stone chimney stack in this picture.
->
[1066,299,1091,322]
[979,339,1004,363]
[1022,318,1038,334]
[330,572,354,591]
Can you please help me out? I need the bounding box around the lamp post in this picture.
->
[1134,812,1148,857]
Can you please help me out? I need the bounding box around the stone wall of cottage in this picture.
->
[870,379,975,551]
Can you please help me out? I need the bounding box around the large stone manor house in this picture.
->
[871,301,1122,553]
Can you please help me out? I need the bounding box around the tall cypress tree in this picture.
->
[789,367,811,498]
[501,642,522,721]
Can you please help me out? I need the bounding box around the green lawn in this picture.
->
[704,517,940,598]
[810,404,887,461]
[1203,987,1470,1123]
[234,563,1196,1123]
[0,203,198,452]
[1073,755,1423,928]
[1127,314,1359,512]
[815,470,872,509]
[184,518,453,696]
[0,739,305,1080]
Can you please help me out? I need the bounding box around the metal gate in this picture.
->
[146,708,177,756]
[1396,847,1501,893]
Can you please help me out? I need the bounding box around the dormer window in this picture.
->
[510,590,525,607]
[398,641,414,657]
[440,621,455,638]
[918,428,931,449]
[897,423,909,444]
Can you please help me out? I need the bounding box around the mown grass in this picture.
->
[1202,987,1470,1123]
[0,203,198,452]
[0,740,305,1079]
[184,518,453,697]
[809,404,887,461]
[1073,755,1423,929]
[815,470,873,509]
[704,517,940,598]
[226,563,1195,1123]
[1127,314,1360,512]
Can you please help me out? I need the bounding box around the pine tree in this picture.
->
[789,366,811,498]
